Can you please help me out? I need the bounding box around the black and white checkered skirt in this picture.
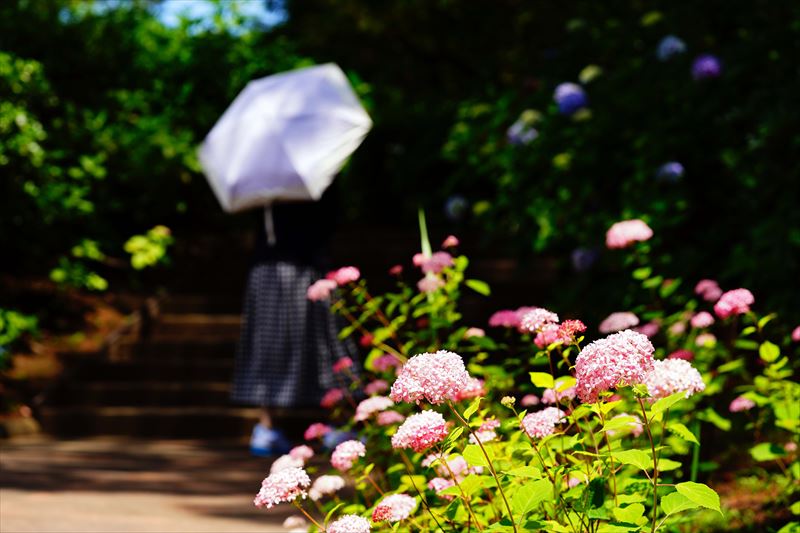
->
[231,261,355,408]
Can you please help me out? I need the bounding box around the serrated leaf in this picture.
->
[650,391,686,416]
[465,279,491,296]
[612,449,652,471]
[512,478,553,516]
[660,491,698,516]
[530,372,554,388]
[669,422,699,445]
[675,482,722,515]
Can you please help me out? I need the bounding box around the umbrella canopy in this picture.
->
[199,63,372,212]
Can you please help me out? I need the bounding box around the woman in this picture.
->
[231,185,354,455]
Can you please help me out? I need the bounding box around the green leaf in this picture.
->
[463,444,494,467]
[613,503,645,524]
[757,314,776,330]
[324,502,345,526]
[657,458,682,472]
[530,372,554,389]
[612,450,652,471]
[650,391,686,416]
[504,466,542,478]
[759,341,780,363]
[669,422,699,445]
[699,408,731,431]
[675,482,722,515]
[602,415,639,433]
[463,397,481,420]
[750,442,786,462]
[717,358,745,373]
[465,279,491,296]
[632,267,652,280]
[512,478,553,516]
[660,491,699,516]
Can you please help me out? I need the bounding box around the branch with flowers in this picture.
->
[252,218,798,532]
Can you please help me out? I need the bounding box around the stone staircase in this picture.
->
[39,309,262,439]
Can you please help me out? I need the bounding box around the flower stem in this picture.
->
[638,398,659,533]
[292,501,324,531]
[399,450,450,532]
[596,405,618,506]
[436,448,484,531]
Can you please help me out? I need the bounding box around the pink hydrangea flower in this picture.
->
[606,219,653,249]
[469,418,501,444]
[453,377,485,402]
[333,357,354,373]
[695,279,723,302]
[488,309,521,328]
[309,475,345,501]
[784,442,797,453]
[359,333,374,347]
[307,279,337,301]
[304,422,332,440]
[372,494,417,522]
[575,330,655,403]
[327,514,371,533]
[691,312,715,329]
[419,251,455,274]
[389,264,403,276]
[428,477,455,500]
[635,321,660,338]
[331,440,366,472]
[521,394,540,407]
[541,378,577,404]
[464,327,485,338]
[289,445,314,461]
[607,413,644,437]
[568,476,583,489]
[417,276,445,293]
[792,326,800,342]
[695,333,717,347]
[390,350,471,405]
[714,288,755,319]
[669,321,687,336]
[412,253,426,267]
[521,407,566,439]
[270,454,304,473]
[391,410,449,452]
[442,235,460,248]
[354,396,394,422]
[254,467,310,509]
[283,515,308,529]
[643,359,705,399]
[372,354,402,373]
[534,324,562,349]
[327,266,361,286]
[364,379,389,395]
[376,410,405,426]
[729,395,756,413]
[520,308,560,333]
[599,312,640,334]
[557,320,587,344]
[667,349,694,361]
[321,388,345,408]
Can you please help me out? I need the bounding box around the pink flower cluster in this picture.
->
[304,422,332,440]
[534,324,561,348]
[371,494,417,522]
[414,251,454,274]
[599,312,640,334]
[667,349,694,361]
[521,407,566,439]
[333,357,354,373]
[557,319,587,344]
[519,308,560,333]
[643,359,705,399]
[469,418,501,444]
[453,377,485,401]
[428,477,455,500]
[364,379,389,395]
[327,514,371,533]
[442,235,459,248]
[541,378,577,404]
[695,279,723,302]
[521,394,540,407]
[635,321,660,338]
[331,440,366,472]
[488,309,522,328]
[575,330,655,403]
[321,388,345,408]
[464,327,485,338]
[376,410,405,426]
[729,395,756,413]
[714,288,754,319]
[254,467,310,509]
[289,445,314,461]
[372,354,402,373]
[417,276,445,293]
[326,266,361,285]
[307,279,337,301]
[695,333,717,347]
[792,326,800,342]
[606,219,653,249]
[309,474,345,501]
[391,410,449,452]
[269,454,304,474]
[390,350,471,405]
[691,312,715,328]
[354,396,394,422]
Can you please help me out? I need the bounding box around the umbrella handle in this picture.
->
[264,205,277,247]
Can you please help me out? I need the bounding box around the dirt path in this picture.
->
[0,437,294,532]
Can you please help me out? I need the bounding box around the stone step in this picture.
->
[39,406,261,438]
[148,314,242,341]
[77,359,234,381]
[48,381,232,407]
[112,339,237,361]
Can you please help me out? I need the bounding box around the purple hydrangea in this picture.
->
[553,83,588,115]
[656,161,685,182]
[507,119,539,145]
[692,54,722,80]
[656,35,687,62]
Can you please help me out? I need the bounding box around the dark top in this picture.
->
[251,185,339,269]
